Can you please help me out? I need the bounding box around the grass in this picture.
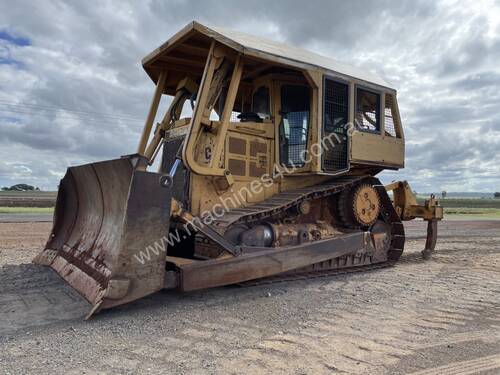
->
[443,207,500,220]
[1,193,499,219]
[0,191,56,208]
[414,197,500,219]
[438,198,500,209]
[0,191,57,197]
[0,207,54,214]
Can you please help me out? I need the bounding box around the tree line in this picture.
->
[1,184,40,191]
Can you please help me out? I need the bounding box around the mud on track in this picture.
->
[0,220,499,374]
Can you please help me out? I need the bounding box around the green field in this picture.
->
[418,197,500,219]
[0,191,56,208]
[434,198,500,209]
[443,207,500,219]
[0,191,57,198]
[0,207,54,214]
[0,192,499,219]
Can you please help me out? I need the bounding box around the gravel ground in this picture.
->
[0,220,499,374]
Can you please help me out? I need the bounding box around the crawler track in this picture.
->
[239,260,395,286]
[210,176,405,282]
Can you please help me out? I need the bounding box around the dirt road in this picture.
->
[0,220,499,374]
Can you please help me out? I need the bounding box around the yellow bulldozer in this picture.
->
[34,21,443,317]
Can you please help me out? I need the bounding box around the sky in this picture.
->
[0,0,499,192]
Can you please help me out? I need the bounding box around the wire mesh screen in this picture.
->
[356,89,380,132]
[384,94,399,137]
[323,79,349,171]
[281,111,309,166]
[279,85,310,167]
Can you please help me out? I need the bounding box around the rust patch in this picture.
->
[57,247,110,287]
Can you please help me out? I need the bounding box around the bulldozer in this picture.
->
[34,21,443,317]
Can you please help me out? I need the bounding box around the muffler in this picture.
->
[34,155,172,316]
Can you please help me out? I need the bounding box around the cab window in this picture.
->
[251,86,271,119]
[356,88,380,132]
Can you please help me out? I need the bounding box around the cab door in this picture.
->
[322,77,349,172]
[277,84,311,169]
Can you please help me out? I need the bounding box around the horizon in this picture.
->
[2,186,499,196]
[0,0,499,191]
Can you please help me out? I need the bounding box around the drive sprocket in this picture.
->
[338,183,381,228]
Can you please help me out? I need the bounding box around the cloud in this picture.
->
[0,0,499,191]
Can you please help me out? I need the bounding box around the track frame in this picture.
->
[164,176,405,291]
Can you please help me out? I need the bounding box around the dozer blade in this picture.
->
[33,155,171,316]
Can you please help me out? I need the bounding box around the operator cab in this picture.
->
[139,21,404,205]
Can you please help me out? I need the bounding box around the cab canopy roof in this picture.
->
[142,21,393,93]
